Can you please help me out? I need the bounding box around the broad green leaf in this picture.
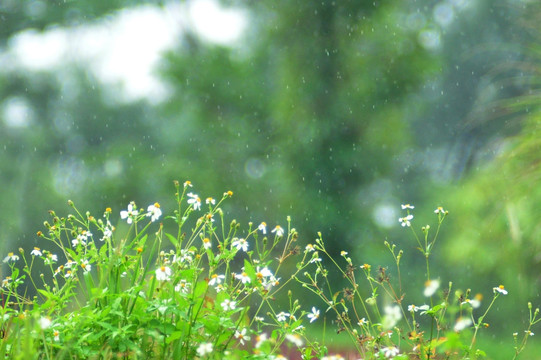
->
[165,232,178,247]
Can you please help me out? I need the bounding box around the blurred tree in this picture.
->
[437,1,541,319]
[0,67,160,253]
[0,0,163,255]
[159,0,440,264]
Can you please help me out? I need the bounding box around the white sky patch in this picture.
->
[76,4,184,103]
[2,96,34,128]
[372,203,398,229]
[0,0,247,104]
[187,0,247,45]
[418,28,441,50]
[433,2,455,28]
[7,27,68,72]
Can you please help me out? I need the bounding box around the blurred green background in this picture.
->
[1,0,540,357]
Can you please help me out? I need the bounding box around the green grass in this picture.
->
[0,183,538,359]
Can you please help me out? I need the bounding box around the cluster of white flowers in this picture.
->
[52,257,92,278]
[44,252,58,265]
[202,237,211,250]
[255,266,280,289]
[196,342,213,357]
[30,247,42,256]
[493,285,508,295]
[321,355,345,360]
[382,304,402,329]
[221,299,236,311]
[1,276,11,288]
[146,202,162,222]
[174,249,195,266]
[398,204,447,227]
[3,252,19,263]
[174,280,190,294]
[461,293,483,308]
[71,230,92,248]
[454,317,472,332]
[234,328,250,345]
[398,214,413,227]
[120,202,138,224]
[271,225,285,237]
[255,333,268,349]
[209,274,225,287]
[307,307,320,323]
[407,304,430,313]
[100,220,114,241]
[276,311,292,322]
[424,279,440,297]
[155,265,172,281]
[187,193,201,211]
[234,271,251,284]
[285,333,304,347]
[381,346,400,358]
[232,237,249,252]
[120,201,162,224]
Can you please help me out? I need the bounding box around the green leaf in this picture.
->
[425,304,443,316]
[36,289,53,299]
[149,319,162,328]
[96,321,116,332]
[476,349,487,357]
[165,232,178,247]
[160,322,176,335]
[243,259,257,281]
[165,330,184,344]
[193,279,208,299]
